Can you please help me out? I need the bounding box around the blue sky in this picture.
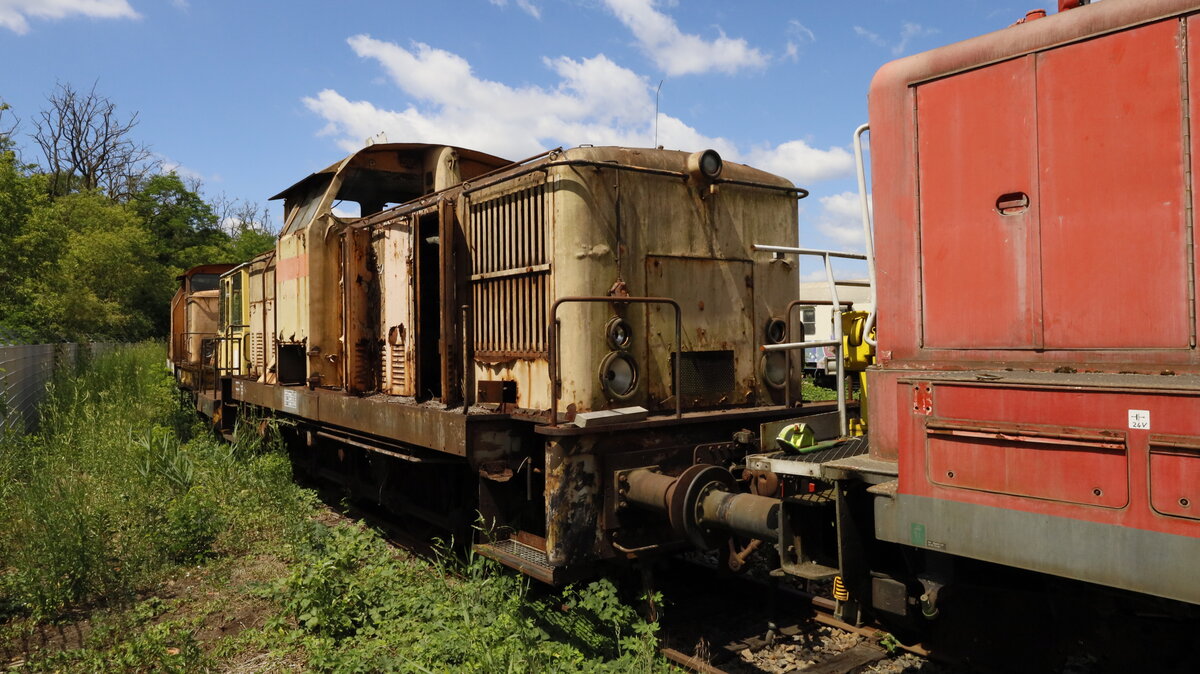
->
[0,0,1028,274]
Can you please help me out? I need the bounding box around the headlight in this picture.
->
[599,351,639,400]
[765,317,787,344]
[605,316,633,350]
[686,149,723,181]
[761,352,788,389]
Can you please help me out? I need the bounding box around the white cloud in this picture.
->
[747,141,855,185]
[0,0,138,34]
[160,161,205,184]
[789,20,815,43]
[811,191,871,249]
[488,0,540,19]
[854,22,939,56]
[893,22,938,56]
[602,0,767,76]
[304,35,853,187]
[853,26,887,48]
[783,20,815,63]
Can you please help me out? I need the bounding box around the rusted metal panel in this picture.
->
[916,55,1041,349]
[184,291,220,366]
[319,393,468,456]
[231,379,518,457]
[374,218,416,396]
[341,226,376,394]
[544,438,602,565]
[1037,20,1190,349]
[646,256,755,407]
[460,146,798,416]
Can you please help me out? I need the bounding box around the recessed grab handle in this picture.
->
[996,191,1029,215]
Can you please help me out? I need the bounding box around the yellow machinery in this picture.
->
[841,310,874,436]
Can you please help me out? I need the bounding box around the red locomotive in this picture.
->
[866,0,1200,607]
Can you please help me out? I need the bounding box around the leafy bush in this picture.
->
[267,523,669,673]
[0,343,311,620]
[1,344,669,672]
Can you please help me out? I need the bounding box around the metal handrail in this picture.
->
[754,245,869,437]
[547,296,682,427]
[853,123,878,347]
[178,331,218,364]
[774,299,853,408]
[211,328,248,383]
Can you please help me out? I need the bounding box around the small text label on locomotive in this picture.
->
[1128,410,1151,430]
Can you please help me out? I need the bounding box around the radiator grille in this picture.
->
[249,332,263,371]
[468,183,551,359]
[388,344,406,390]
[673,351,736,397]
[350,340,374,391]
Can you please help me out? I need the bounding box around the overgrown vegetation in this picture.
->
[0,345,671,672]
[0,89,274,341]
[802,376,839,402]
[0,343,308,621]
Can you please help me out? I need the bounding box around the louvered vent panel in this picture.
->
[468,183,550,359]
[389,344,406,389]
[250,333,264,372]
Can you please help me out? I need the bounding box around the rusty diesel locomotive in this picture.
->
[173,0,1200,634]
[172,143,833,583]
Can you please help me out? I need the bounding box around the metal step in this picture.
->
[474,538,560,585]
[783,560,841,581]
[746,436,870,478]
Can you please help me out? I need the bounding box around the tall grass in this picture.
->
[0,343,312,621]
[0,344,669,672]
[267,522,666,673]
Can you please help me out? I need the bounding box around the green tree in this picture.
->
[1,91,276,340]
[132,173,228,267]
[17,192,161,339]
[0,148,49,338]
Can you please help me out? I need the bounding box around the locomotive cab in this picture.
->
[169,263,237,390]
[270,143,512,390]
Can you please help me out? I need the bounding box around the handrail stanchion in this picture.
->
[547,296,681,427]
[754,245,870,438]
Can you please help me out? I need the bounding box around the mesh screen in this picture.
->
[673,350,735,397]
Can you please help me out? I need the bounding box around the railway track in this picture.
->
[301,470,1200,674]
[650,556,931,674]
[302,478,926,674]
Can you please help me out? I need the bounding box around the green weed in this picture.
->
[1,343,670,672]
[0,343,311,620]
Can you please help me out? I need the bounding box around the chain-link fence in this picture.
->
[0,341,118,433]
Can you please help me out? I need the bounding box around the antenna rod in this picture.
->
[654,79,664,147]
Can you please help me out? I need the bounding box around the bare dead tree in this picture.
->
[31,82,159,200]
[0,100,18,151]
[211,192,276,235]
